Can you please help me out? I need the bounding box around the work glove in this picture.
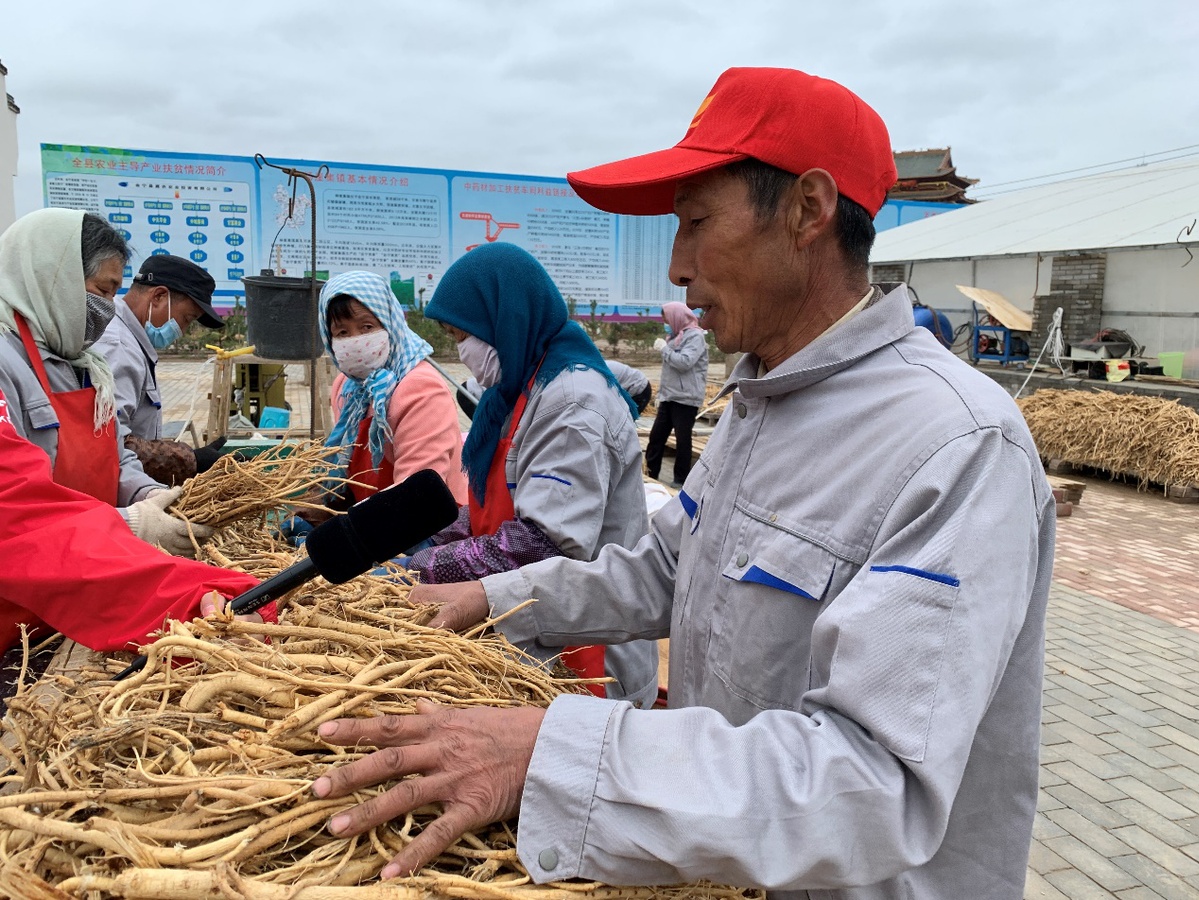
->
[370,555,412,579]
[126,486,214,557]
[192,436,229,473]
[277,515,315,547]
[653,338,668,351]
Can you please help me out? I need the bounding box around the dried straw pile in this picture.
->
[0,456,755,900]
[1017,389,1199,489]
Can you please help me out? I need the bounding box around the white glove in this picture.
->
[653,338,668,351]
[126,486,214,557]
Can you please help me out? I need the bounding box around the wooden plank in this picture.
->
[205,357,234,442]
[1135,373,1199,387]
[1166,484,1199,504]
[1047,475,1086,493]
[0,640,94,782]
[954,285,1033,331]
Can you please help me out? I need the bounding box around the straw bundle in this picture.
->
[1017,389,1199,489]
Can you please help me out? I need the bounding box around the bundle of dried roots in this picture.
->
[0,579,750,900]
[170,442,349,528]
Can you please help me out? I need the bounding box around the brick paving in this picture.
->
[1032,585,1199,898]
[158,359,1199,899]
[1052,477,1199,634]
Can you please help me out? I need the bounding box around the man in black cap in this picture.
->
[93,254,229,484]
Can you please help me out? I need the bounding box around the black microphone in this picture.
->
[113,469,459,680]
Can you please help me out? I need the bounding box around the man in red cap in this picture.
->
[310,68,1054,900]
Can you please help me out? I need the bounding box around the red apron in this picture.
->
[468,379,606,697]
[346,414,391,502]
[16,313,119,504]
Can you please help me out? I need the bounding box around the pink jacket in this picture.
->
[331,360,468,506]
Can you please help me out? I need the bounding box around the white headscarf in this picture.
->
[0,209,117,428]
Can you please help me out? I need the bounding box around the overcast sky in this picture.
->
[4,0,1197,215]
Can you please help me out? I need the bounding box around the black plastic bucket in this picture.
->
[241,275,325,360]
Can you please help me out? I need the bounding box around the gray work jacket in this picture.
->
[604,360,649,396]
[92,301,162,440]
[656,328,708,406]
[505,365,658,709]
[0,332,162,506]
[483,284,1054,898]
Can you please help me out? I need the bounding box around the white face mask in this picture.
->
[456,335,502,389]
[332,330,391,380]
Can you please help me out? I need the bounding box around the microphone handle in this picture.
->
[113,558,319,681]
[229,557,317,615]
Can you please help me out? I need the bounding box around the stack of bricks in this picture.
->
[1031,253,1106,355]
[869,263,908,286]
[1049,473,1086,518]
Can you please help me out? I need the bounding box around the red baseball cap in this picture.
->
[567,67,897,217]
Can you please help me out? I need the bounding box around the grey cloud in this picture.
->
[4,0,1198,217]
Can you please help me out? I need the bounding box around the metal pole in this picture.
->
[423,356,479,419]
[254,155,329,438]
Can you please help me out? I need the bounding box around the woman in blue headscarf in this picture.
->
[293,271,467,529]
[403,243,658,705]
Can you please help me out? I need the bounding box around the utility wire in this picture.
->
[973,143,1199,194]
[971,149,1199,199]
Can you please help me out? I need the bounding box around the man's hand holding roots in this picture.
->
[311,700,547,880]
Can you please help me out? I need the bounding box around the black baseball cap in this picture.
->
[132,255,223,329]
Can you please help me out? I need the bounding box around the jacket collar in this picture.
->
[117,298,159,361]
[718,283,916,400]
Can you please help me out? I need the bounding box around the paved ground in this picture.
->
[158,356,1199,898]
[1053,478,1199,633]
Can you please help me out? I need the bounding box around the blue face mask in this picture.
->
[664,324,673,336]
[145,292,183,350]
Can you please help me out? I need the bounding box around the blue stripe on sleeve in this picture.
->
[870,565,960,588]
[530,473,572,487]
[678,489,697,519]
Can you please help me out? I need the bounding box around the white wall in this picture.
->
[0,65,17,233]
[875,245,1199,359]
[1101,247,1199,356]
[902,255,1044,333]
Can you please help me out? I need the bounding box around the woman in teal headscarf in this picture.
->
[403,243,658,703]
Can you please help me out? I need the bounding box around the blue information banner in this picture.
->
[42,144,954,316]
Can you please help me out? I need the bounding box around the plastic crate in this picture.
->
[220,438,291,460]
[1158,352,1184,379]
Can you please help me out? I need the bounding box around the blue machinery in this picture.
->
[970,303,1029,365]
[912,303,954,349]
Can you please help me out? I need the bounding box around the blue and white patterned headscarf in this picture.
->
[319,271,433,469]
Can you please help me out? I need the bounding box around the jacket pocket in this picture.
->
[26,397,59,431]
[710,511,838,712]
[827,566,960,763]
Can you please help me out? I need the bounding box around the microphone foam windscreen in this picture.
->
[305,469,460,584]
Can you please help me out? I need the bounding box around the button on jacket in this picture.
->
[483,284,1054,899]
